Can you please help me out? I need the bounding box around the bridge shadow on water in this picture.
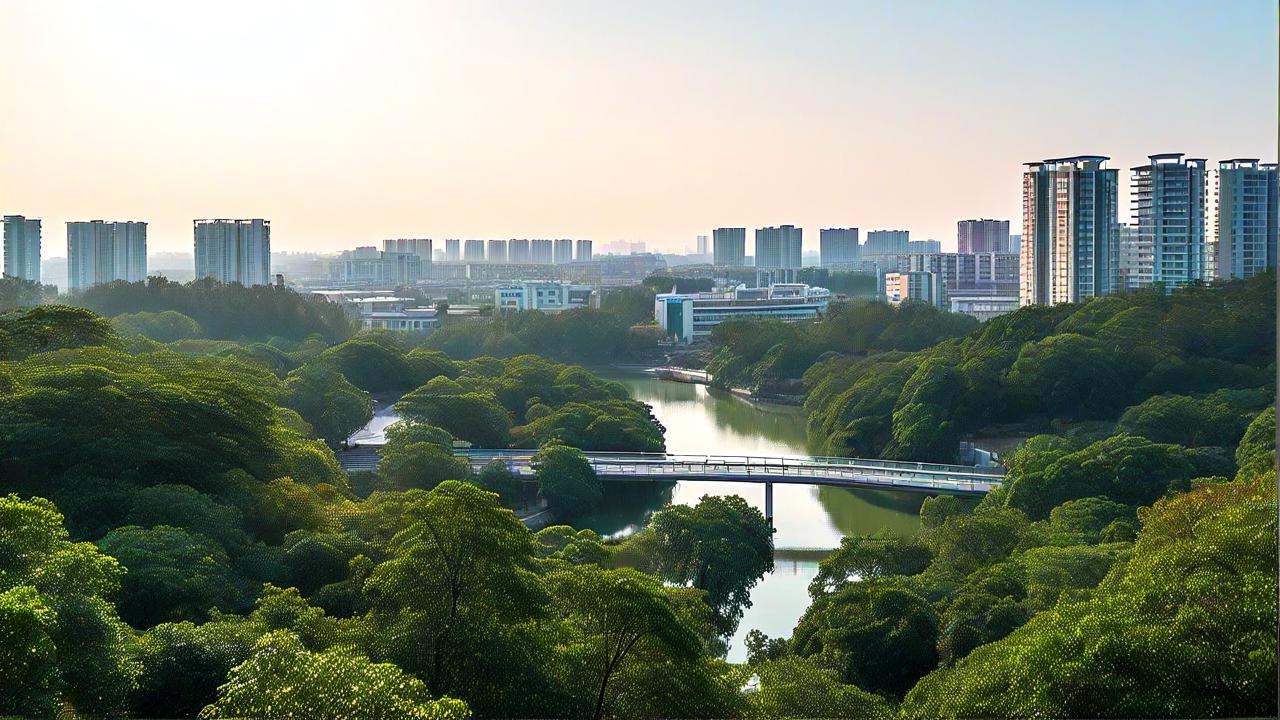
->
[573,481,676,539]
[572,478,979,548]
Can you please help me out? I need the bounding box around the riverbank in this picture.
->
[615,364,804,406]
[338,364,931,662]
[598,369,928,661]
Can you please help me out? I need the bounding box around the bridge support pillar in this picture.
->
[764,482,774,527]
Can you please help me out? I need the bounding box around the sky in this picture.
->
[1,0,1276,256]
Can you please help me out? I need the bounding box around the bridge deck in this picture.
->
[459,450,1002,495]
[336,446,1004,495]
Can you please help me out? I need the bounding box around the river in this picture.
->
[583,370,928,662]
[351,370,930,662]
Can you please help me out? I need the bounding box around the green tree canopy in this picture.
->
[200,631,468,720]
[363,481,547,707]
[638,495,775,637]
[533,444,603,518]
[0,304,119,361]
[97,525,246,627]
[376,442,471,492]
[112,309,203,342]
[744,656,895,720]
[792,579,939,698]
[546,564,703,720]
[0,495,137,718]
[282,362,374,446]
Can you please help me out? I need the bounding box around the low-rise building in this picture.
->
[654,283,831,344]
[309,290,440,333]
[884,271,943,306]
[948,293,1020,322]
[495,281,597,313]
[361,306,439,333]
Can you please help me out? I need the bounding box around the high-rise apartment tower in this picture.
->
[194,219,271,286]
[1020,156,1118,305]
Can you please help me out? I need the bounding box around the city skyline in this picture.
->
[0,1,1275,255]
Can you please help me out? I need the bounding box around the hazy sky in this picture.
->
[1,0,1276,256]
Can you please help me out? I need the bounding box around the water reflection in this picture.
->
[598,371,924,549]
[599,370,928,661]
[348,368,932,662]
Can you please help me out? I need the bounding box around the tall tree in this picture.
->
[362,481,548,701]
[547,564,702,720]
[201,631,468,720]
[533,444,603,518]
[641,494,774,636]
[0,494,137,717]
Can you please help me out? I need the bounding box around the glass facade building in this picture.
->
[3,215,42,283]
[957,219,1011,254]
[67,220,147,292]
[712,227,747,266]
[1020,156,1118,305]
[194,219,271,286]
[819,227,860,266]
[1210,159,1278,280]
[1131,153,1207,288]
[754,225,802,269]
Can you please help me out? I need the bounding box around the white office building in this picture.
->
[553,239,574,265]
[362,306,439,333]
[486,239,508,264]
[463,239,485,262]
[531,239,554,264]
[655,283,831,344]
[575,239,593,262]
[193,219,271,286]
[1116,223,1149,291]
[383,238,432,265]
[67,220,147,291]
[884,271,943,306]
[496,281,596,313]
[330,249,422,285]
[509,239,531,263]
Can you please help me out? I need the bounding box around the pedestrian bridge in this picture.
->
[459,450,1002,496]
[337,446,1003,520]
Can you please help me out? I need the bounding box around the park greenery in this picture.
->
[0,300,776,718]
[0,273,1276,718]
[0,274,58,309]
[423,306,659,363]
[803,274,1275,462]
[74,276,357,342]
[707,298,979,396]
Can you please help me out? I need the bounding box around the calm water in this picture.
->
[351,370,928,661]
[586,372,926,661]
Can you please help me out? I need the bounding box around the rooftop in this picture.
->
[1027,155,1110,167]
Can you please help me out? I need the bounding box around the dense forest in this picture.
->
[0,275,1275,718]
[706,299,980,397]
[805,274,1275,462]
[73,277,357,343]
[0,300,778,718]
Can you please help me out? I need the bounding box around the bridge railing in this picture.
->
[458,449,1004,479]
[580,460,999,493]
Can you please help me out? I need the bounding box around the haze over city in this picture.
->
[1,0,1275,254]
